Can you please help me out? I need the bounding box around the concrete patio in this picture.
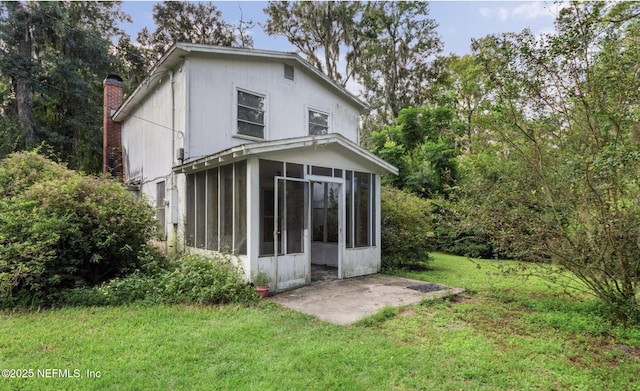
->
[271,274,464,325]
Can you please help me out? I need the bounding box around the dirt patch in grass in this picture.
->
[561,334,640,368]
[35,345,57,354]
[448,294,477,304]
[616,344,640,358]
[398,307,417,318]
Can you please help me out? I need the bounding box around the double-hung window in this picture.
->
[237,90,265,138]
[308,109,329,135]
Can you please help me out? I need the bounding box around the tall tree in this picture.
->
[468,1,640,323]
[113,34,148,96]
[0,2,37,148]
[137,1,253,64]
[369,105,464,197]
[263,1,360,87]
[0,1,132,172]
[435,54,489,152]
[355,2,442,123]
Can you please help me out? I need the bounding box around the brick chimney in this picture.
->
[103,74,123,178]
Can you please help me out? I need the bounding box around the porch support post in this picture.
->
[246,157,260,280]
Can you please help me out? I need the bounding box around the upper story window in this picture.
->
[237,89,265,138]
[309,109,329,135]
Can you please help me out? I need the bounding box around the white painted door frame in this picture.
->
[273,176,310,291]
[305,174,344,279]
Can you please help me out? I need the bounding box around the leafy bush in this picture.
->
[431,198,494,259]
[59,272,161,307]
[380,185,434,270]
[58,253,258,307]
[0,149,70,196]
[162,254,256,304]
[0,151,158,308]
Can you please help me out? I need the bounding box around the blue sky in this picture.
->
[119,1,564,56]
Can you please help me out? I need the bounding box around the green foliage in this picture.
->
[457,146,552,263]
[253,271,270,286]
[370,105,463,197]
[161,254,256,305]
[430,198,493,259]
[264,1,442,118]
[0,145,69,196]
[355,305,397,327]
[0,110,23,159]
[0,152,158,308]
[263,1,360,86]
[466,2,640,323]
[430,54,490,153]
[355,1,442,121]
[3,254,640,390]
[59,253,258,307]
[380,186,434,270]
[137,1,252,65]
[0,1,133,173]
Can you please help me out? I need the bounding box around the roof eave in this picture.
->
[174,134,398,175]
[113,43,369,122]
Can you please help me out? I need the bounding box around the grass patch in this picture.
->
[2,253,639,390]
[355,305,397,327]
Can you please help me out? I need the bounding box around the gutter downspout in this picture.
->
[169,70,177,252]
[171,71,175,168]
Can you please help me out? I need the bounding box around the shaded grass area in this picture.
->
[1,253,639,390]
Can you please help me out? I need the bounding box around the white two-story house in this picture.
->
[103,43,397,292]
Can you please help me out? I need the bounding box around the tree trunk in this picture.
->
[13,5,38,148]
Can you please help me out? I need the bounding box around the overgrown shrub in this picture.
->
[162,254,257,304]
[431,198,494,259]
[0,151,158,308]
[58,253,258,307]
[0,149,70,196]
[380,185,434,270]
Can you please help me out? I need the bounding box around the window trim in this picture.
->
[307,107,330,136]
[236,88,266,139]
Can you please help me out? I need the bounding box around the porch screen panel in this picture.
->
[195,171,207,248]
[345,171,352,248]
[259,159,283,256]
[286,162,303,178]
[206,168,218,251]
[156,181,166,238]
[185,174,195,247]
[234,161,247,255]
[286,180,306,254]
[371,174,376,246]
[354,171,371,247]
[277,179,284,255]
[312,182,325,242]
[326,183,339,243]
[220,164,234,251]
[311,166,332,176]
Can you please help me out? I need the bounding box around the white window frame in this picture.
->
[307,107,330,136]
[235,88,266,140]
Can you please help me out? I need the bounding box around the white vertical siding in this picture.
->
[119,51,389,292]
[185,56,361,162]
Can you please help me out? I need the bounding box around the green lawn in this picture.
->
[1,253,639,390]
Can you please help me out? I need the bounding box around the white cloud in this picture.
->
[498,7,509,21]
[478,2,558,22]
[512,2,554,21]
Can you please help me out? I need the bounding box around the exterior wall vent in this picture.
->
[284,64,294,81]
